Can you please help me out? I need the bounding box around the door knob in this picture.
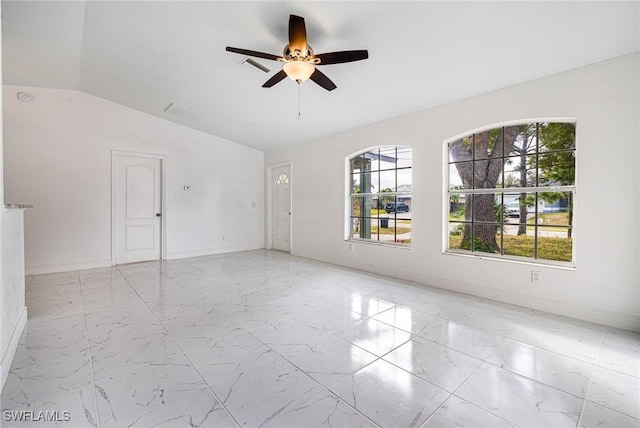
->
[156,213,162,217]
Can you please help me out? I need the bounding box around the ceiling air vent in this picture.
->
[241,57,270,74]
[163,102,204,122]
[240,57,271,73]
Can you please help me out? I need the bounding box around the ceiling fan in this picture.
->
[226,14,368,91]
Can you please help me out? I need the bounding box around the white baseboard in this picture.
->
[24,245,265,274]
[165,244,263,260]
[1,307,27,393]
[426,274,640,332]
[26,260,112,276]
[293,248,640,332]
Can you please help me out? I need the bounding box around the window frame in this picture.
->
[345,146,413,248]
[443,119,577,268]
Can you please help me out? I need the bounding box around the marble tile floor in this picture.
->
[1,250,639,428]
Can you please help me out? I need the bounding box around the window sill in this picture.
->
[347,238,412,250]
[444,249,575,270]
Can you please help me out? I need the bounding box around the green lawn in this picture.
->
[449,234,572,262]
[526,212,571,232]
[371,226,411,235]
[352,209,389,216]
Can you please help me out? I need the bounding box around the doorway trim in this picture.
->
[111,150,166,266]
[266,161,293,252]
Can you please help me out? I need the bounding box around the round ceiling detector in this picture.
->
[17,91,33,103]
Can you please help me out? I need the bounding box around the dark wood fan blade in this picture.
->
[314,50,369,65]
[310,69,337,91]
[288,15,307,52]
[226,47,281,61]
[262,70,288,88]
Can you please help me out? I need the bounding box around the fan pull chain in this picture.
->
[297,83,301,120]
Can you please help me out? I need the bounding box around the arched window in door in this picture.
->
[275,172,289,184]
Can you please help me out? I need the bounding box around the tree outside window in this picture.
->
[447,122,575,264]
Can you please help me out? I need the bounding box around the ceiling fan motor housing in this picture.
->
[283,44,320,64]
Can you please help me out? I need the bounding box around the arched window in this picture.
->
[347,147,412,246]
[446,121,575,265]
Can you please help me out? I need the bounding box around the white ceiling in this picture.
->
[2,1,638,151]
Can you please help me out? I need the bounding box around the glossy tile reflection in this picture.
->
[456,364,584,427]
[2,250,639,427]
[424,396,517,428]
[329,359,449,427]
[487,339,594,397]
[383,336,483,392]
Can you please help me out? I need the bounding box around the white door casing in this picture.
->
[113,153,163,264]
[271,164,291,252]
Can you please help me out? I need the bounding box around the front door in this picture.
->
[113,153,163,264]
[271,164,291,252]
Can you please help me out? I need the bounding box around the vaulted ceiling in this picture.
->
[2,1,638,151]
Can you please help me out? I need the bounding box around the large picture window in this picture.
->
[348,147,412,246]
[447,122,575,265]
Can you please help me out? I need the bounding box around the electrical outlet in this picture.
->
[531,271,541,283]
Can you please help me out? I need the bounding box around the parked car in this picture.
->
[506,202,521,217]
[385,202,409,213]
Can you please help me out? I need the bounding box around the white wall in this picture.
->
[264,53,640,331]
[3,87,264,274]
[0,0,29,392]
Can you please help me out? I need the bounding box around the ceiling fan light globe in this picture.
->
[283,61,315,83]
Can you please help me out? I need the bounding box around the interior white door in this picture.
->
[114,154,162,264]
[272,165,291,252]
